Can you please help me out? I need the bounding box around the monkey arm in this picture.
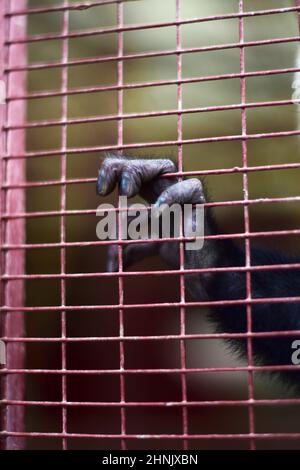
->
[97,155,300,388]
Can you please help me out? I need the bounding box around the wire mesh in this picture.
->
[1,0,300,451]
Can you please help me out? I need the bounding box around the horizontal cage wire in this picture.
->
[0,0,300,451]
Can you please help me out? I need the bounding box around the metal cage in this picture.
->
[1,0,300,451]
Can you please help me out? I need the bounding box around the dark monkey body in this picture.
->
[97,155,300,390]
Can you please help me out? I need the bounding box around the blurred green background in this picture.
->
[24,0,300,449]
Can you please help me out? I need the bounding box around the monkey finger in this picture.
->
[154,178,206,209]
[97,154,177,198]
[97,155,125,196]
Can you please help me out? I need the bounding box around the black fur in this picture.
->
[97,155,300,390]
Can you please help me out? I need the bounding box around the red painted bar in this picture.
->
[5,5,300,35]
[175,0,188,450]
[116,2,126,450]
[239,0,255,449]
[3,161,300,191]
[5,6,300,46]
[2,128,300,161]
[7,66,300,102]
[6,0,127,16]
[0,0,7,451]
[2,194,300,221]
[2,430,300,441]
[3,329,300,343]
[1,0,27,451]
[5,36,300,74]
[2,227,300,252]
[2,295,300,314]
[60,2,69,451]
[2,364,300,376]
[4,98,300,132]
[3,261,300,282]
[3,398,300,408]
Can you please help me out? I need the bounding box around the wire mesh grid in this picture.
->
[1,0,300,450]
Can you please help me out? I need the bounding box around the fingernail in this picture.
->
[97,169,107,194]
[120,175,132,195]
[154,196,167,209]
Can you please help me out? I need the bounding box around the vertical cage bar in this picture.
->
[1,0,27,451]
[117,1,126,450]
[175,0,188,450]
[297,1,300,43]
[0,1,7,450]
[0,0,6,310]
[60,2,70,451]
[238,0,256,450]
